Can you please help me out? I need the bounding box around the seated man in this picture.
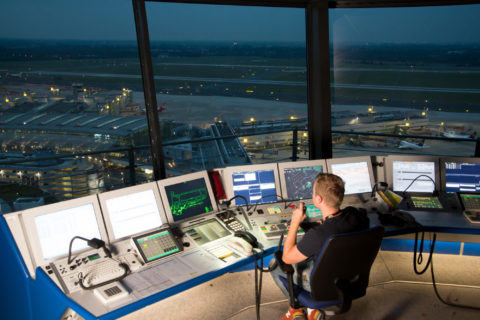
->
[270,173,370,320]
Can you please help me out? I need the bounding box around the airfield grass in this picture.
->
[1,57,479,110]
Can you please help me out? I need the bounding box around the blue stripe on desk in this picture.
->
[462,243,480,256]
[381,239,461,254]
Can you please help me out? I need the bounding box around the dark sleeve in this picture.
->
[297,227,328,258]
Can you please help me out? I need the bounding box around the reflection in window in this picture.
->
[145,3,307,174]
[330,5,480,158]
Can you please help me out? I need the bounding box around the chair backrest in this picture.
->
[309,226,384,301]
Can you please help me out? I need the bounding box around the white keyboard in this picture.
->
[50,253,129,294]
[81,259,127,287]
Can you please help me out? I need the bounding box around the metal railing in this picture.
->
[1,128,479,212]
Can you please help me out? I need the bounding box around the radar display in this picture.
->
[165,178,214,222]
[284,166,323,200]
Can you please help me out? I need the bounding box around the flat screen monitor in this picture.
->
[20,195,108,267]
[222,163,280,206]
[278,160,326,201]
[131,228,182,263]
[157,171,218,223]
[385,155,439,193]
[440,157,480,193]
[98,181,168,242]
[326,156,375,195]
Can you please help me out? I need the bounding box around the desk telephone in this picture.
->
[228,231,258,256]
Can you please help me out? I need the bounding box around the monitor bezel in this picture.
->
[326,156,375,195]
[157,170,218,224]
[385,154,440,193]
[278,159,327,201]
[440,157,480,193]
[222,162,281,206]
[98,181,169,243]
[20,195,108,268]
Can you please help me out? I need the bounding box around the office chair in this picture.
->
[278,226,384,319]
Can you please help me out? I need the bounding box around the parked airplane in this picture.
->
[441,131,475,139]
[398,140,430,149]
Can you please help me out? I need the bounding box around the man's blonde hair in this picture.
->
[313,173,345,208]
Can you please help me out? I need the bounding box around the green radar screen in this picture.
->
[165,178,213,222]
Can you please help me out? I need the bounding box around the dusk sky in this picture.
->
[0,0,479,44]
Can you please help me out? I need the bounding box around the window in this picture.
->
[0,0,149,206]
[146,2,307,173]
[330,4,480,157]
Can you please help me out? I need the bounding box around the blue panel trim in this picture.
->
[381,239,461,254]
[463,243,480,256]
[0,217,33,320]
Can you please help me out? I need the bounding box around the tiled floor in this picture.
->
[119,251,480,320]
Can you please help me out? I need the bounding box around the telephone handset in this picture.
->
[228,231,258,256]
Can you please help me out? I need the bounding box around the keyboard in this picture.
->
[81,259,127,287]
[216,210,246,232]
[51,253,129,294]
[259,223,304,239]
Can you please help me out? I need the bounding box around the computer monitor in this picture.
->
[157,171,218,223]
[385,155,439,193]
[440,157,480,193]
[98,181,168,242]
[222,163,280,206]
[278,160,326,200]
[326,156,375,195]
[20,195,108,267]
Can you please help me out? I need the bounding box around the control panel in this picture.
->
[216,207,247,232]
[46,250,140,294]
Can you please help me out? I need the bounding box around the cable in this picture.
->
[68,236,112,265]
[371,181,388,199]
[254,251,264,320]
[250,194,285,215]
[224,195,251,212]
[413,231,436,275]
[403,174,436,194]
[430,241,480,310]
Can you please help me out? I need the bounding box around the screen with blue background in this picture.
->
[232,170,277,205]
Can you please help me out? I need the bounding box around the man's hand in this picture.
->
[291,202,307,226]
